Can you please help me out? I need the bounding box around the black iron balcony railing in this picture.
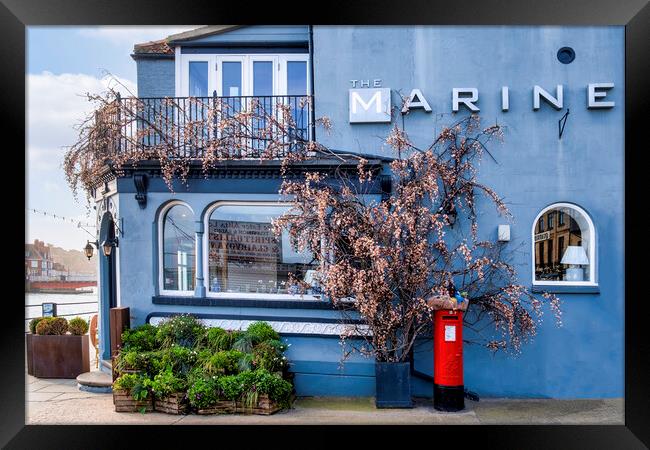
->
[94,94,312,159]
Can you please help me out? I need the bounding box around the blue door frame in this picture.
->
[98,212,117,361]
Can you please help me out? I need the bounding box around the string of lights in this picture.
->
[26,208,96,228]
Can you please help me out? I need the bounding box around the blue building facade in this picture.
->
[92,25,624,399]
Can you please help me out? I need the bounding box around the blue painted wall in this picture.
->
[311,26,624,398]
[136,59,175,98]
[113,26,624,399]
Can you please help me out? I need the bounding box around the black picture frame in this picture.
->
[6,0,649,447]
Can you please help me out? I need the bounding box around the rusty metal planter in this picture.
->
[154,392,189,415]
[26,334,90,379]
[113,389,154,412]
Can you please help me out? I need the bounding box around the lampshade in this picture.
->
[560,245,589,265]
[83,241,94,260]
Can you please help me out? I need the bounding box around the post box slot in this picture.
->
[442,316,458,320]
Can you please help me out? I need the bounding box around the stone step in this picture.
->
[77,370,113,393]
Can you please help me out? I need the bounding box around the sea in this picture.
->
[25,289,98,332]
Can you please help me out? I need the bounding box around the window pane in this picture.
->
[287,61,308,140]
[222,62,242,97]
[534,206,591,282]
[207,205,318,294]
[189,62,208,97]
[253,61,273,96]
[163,205,195,291]
[287,61,307,95]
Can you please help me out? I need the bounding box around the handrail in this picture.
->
[95,94,312,160]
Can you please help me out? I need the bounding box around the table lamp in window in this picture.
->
[560,246,589,281]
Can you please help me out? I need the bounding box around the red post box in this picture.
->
[433,309,464,411]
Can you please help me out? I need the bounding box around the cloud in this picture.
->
[27,71,135,249]
[77,26,202,46]
[27,71,137,151]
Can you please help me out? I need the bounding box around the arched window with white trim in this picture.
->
[204,202,319,299]
[532,203,596,285]
[159,202,195,294]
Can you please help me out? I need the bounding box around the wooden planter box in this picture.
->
[26,334,90,379]
[113,389,153,413]
[154,393,189,415]
[197,395,284,415]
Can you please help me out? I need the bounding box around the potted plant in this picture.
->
[273,115,563,408]
[150,368,189,414]
[26,316,90,378]
[112,373,154,412]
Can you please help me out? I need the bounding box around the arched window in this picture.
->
[532,203,596,285]
[204,202,318,298]
[159,202,195,294]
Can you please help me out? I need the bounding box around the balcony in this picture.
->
[91,94,312,160]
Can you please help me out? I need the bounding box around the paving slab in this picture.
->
[27,392,64,402]
[33,383,84,393]
[471,398,624,425]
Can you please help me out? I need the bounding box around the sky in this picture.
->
[26,26,199,250]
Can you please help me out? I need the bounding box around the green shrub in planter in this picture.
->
[29,317,44,334]
[121,324,158,351]
[203,328,243,352]
[218,374,245,401]
[148,367,186,399]
[246,322,279,344]
[114,349,163,376]
[219,369,293,408]
[156,314,205,348]
[68,317,89,335]
[202,350,244,376]
[187,377,219,409]
[252,341,288,373]
[159,345,198,377]
[114,373,151,401]
[35,317,68,335]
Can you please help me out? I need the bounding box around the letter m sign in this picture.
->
[349,88,391,123]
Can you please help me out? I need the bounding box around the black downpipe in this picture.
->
[308,25,316,141]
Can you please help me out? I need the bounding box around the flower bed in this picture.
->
[112,316,294,416]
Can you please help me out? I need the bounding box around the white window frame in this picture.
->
[180,55,215,97]
[531,202,597,287]
[203,201,321,301]
[176,53,311,98]
[248,55,279,96]
[158,201,196,297]
[278,54,311,96]
[215,55,247,97]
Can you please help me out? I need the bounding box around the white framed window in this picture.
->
[532,202,597,286]
[180,55,214,97]
[203,201,320,300]
[177,52,310,98]
[158,201,196,296]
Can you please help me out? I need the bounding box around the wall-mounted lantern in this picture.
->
[101,237,119,257]
[84,241,98,260]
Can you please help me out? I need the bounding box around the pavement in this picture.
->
[25,369,624,425]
